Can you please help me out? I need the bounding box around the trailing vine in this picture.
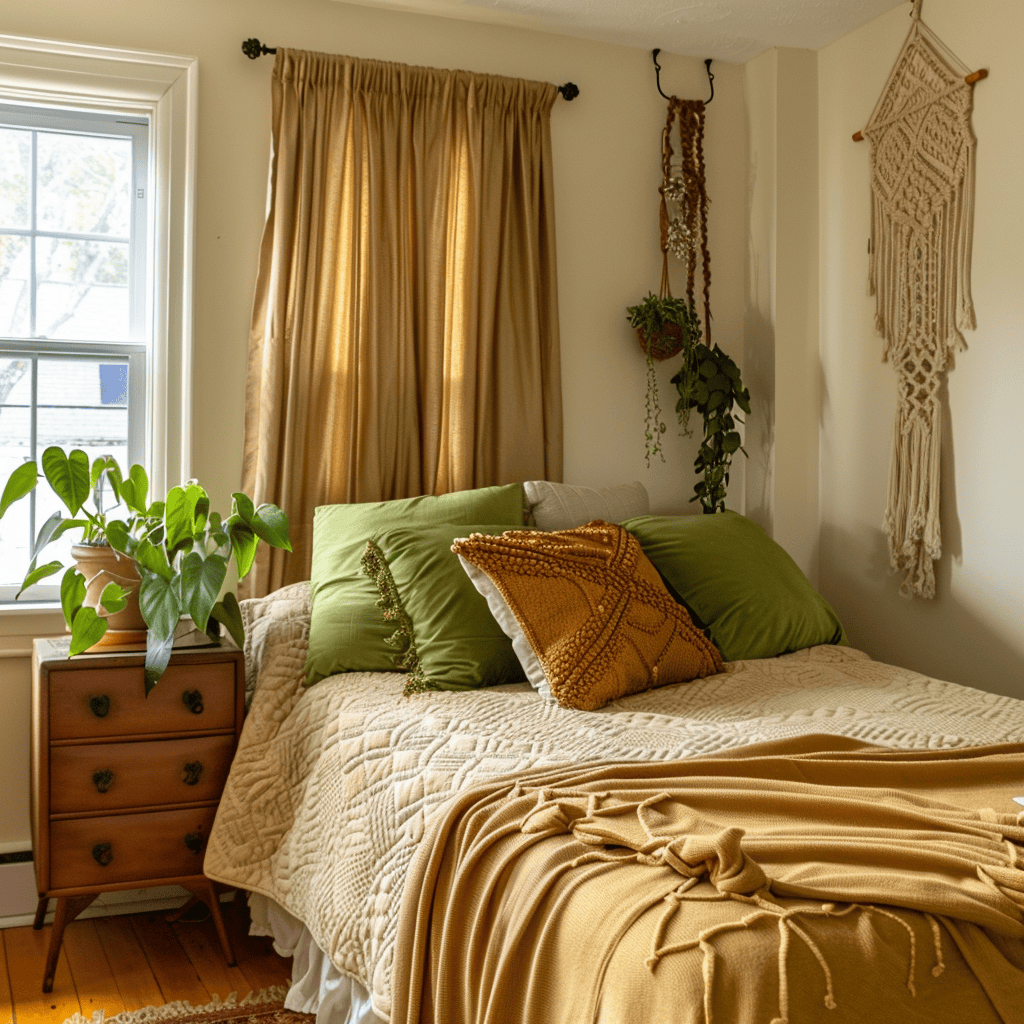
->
[671,344,750,513]
[626,294,701,466]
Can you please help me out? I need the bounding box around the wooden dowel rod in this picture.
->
[852,68,988,141]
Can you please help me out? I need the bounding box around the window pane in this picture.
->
[0,357,32,586]
[0,127,31,230]
[35,237,129,341]
[0,234,31,337]
[37,131,131,237]
[34,357,130,571]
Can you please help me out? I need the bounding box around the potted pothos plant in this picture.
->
[0,447,291,690]
[671,344,751,514]
[626,294,702,466]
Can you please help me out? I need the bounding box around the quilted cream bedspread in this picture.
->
[204,583,1024,1020]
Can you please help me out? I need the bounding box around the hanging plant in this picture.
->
[626,294,702,465]
[671,344,751,514]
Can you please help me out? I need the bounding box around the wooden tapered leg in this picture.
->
[33,896,49,930]
[178,881,236,967]
[42,894,95,992]
[164,894,202,923]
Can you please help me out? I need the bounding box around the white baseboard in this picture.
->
[0,862,235,930]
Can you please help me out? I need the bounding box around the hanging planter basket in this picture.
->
[636,322,685,361]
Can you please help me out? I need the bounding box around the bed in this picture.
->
[202,485,1024,1024]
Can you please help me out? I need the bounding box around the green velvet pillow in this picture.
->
[361,524,526,694]
[622,511,847,662]
[305,485,525,685]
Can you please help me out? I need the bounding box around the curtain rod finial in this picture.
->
[558,82,579,101]
[242,38,275,60]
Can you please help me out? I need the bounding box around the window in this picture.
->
[0,34,197,608]
[0,106,148,600]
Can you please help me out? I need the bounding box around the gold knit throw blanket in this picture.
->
[392,737,1024,1024]
[864,5,977,598]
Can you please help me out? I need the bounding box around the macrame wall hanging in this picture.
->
[660,97,712,342]
[856,0,986,598]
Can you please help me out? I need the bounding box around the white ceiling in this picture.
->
[334,0,908,63]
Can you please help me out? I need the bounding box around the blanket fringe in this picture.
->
[646,891,944,1024]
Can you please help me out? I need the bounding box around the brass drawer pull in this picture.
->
[89,695,111,718]
[182,690,204,714]
[182,761,204,786]
[92,843,113,866]
[92,769,114,793]
[184,831,203,854]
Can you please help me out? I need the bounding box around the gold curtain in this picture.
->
[241,50,563,595]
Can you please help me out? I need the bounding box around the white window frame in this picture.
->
[0,34,197,609]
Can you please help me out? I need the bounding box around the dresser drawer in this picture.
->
[49,661,236,740]
[50,735,236,815]
[48,806,219,891]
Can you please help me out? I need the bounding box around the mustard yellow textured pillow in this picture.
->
[453,521,723,711]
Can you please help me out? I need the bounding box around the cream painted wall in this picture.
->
[742,48,819,583]
[818,0,1024,697]
[0,0,748,850]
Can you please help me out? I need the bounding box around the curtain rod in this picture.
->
[241,39,580,101]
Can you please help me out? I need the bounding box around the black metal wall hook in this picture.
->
[242,38,579,99]
[652,49,714,104]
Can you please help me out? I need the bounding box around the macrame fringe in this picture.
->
[865,13,977,598]
[61,986,290,1024]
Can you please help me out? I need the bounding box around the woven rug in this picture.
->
[63,987,315,1024]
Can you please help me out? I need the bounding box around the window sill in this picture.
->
[0,602,62,616]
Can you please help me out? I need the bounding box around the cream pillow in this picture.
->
[523,480,649,531]
[453,521,722,711]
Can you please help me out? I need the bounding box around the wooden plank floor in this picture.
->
[0,898,292,1023]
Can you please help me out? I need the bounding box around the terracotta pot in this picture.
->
[71,543,146,646]
[636,323,684,360]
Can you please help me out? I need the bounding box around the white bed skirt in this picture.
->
[248,892,384,1023]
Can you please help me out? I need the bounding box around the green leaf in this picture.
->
[60,568,87,627]
[0,461,38,518]
[101,459,123,507]
[104,520,131,554]
[134,538,172,580]
[17,560,62,597]
[250,503,292,551]
[119,464,148,513]
[144,630,175,694]
[165,485,199,552]
[99,581,129,614]
[139,570,181,642]
[189,485,209,534]
[30,511,65,564]
[180,551,227,633]
[210,592,245,649]
[41,448,91,516]
[227,522,258,579]
[231,492,255,526]
[69,606,108,656]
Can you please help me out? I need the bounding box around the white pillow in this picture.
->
[456,554,553,700]
[523,480,649,531]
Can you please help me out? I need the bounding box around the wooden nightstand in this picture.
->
[31,637,244,992]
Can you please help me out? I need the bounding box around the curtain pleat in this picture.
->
[241,51,563,595]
